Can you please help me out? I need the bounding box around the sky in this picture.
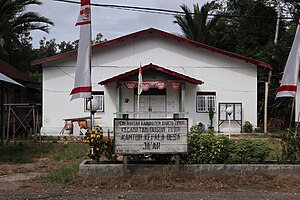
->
[28,0,211,48]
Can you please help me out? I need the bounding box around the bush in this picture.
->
[281,132,300,163]
[228,139,270,164]
[181,133,232,164]
[243,121,253,133]
[190,123,205,134]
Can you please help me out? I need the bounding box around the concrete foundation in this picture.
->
[79,159,300,176]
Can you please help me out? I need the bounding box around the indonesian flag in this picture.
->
[70,0,92,101]
[137,63,143,95]
[276,20,300,98]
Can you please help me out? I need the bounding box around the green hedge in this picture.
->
[228,139,270,164]
[181,133,270,164]
[181,134,232,164]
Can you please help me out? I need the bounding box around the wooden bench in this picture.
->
[60,116,101,135]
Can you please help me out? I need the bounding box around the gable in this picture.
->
[99,63,203,85]
[31,28,270,69]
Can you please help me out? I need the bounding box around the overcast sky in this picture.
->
[29,0,211,48]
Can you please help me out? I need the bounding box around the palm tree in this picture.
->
[173,1,221,44]
[0,0,54,64]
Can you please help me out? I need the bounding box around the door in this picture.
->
[135,88,166,118]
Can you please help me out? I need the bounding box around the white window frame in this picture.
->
[196,92,216,113]
[84,91,104,112]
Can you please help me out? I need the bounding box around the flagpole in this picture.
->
[137,93,140,118]
[276,20,300,98]
[70,0,92,102]
[89,4,93,129]
[137,63,143,118]
[276,18,300,136]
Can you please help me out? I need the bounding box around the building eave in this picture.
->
[31,28,271,68]
[99,63,204,85]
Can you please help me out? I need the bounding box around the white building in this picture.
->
[32,28,270,136]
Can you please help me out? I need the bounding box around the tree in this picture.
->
[93,33,107,44]
[33,32,107,60]
[173,1,221,44]
[174,0,296,129]
[0,0,54,69]
[234,1,277,57]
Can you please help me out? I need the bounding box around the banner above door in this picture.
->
[99,63,204,86]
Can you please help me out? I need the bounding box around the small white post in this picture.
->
[226,107,233,139]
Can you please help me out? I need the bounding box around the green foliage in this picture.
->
[52,143,88,161]
[174,0,298,129]
[173,1,221,44]
[83,125,116,162]
[0,142,88,164]
[182,125,271,164]
[0,142,53,163]
[281,133,300,163]
[93,33,107,44]
[0,0,53,68]
[190,123,205,134]
[39,162,80,183]
[228,139,270,164]
[207,127,215,134]
[234,1,277,57]
[243,121,253,133]
[182,133,232,164]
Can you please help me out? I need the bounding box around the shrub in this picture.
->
[281,132,300,163]
[82,125,115,162]
[243,121,253,133]
[190,123,205,134]
[228,139,270,164]
[181,133,232,164]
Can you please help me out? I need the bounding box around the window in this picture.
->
[196,92,216,113]
[85,91,104,112]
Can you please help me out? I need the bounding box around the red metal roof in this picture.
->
[99,63,203,85]
[31,28,270,68]
[0,59,32,82]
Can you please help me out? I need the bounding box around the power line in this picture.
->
[54,0,296,20]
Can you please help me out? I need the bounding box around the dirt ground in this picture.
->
[1,160,300,200]
[0,138,299,200]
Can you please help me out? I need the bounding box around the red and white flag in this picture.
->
[70,0,92,101]
[137,63,143,95]
[276,20,300,98]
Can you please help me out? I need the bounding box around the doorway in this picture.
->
[135,88,166,118]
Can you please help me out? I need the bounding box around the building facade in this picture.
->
[32,28,270,135]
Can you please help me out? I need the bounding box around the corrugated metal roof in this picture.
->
[0,72,24,86]
[0,59,32,82]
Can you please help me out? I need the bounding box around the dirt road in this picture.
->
[1,186,300,200]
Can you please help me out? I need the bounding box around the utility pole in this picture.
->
[264,0,281,133]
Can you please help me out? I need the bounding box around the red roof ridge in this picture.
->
[99,63,203,85]
[31,27,270,68]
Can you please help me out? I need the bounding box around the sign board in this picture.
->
[219,103,242,121]
[218,102,243,133]
[114,118,188,154]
